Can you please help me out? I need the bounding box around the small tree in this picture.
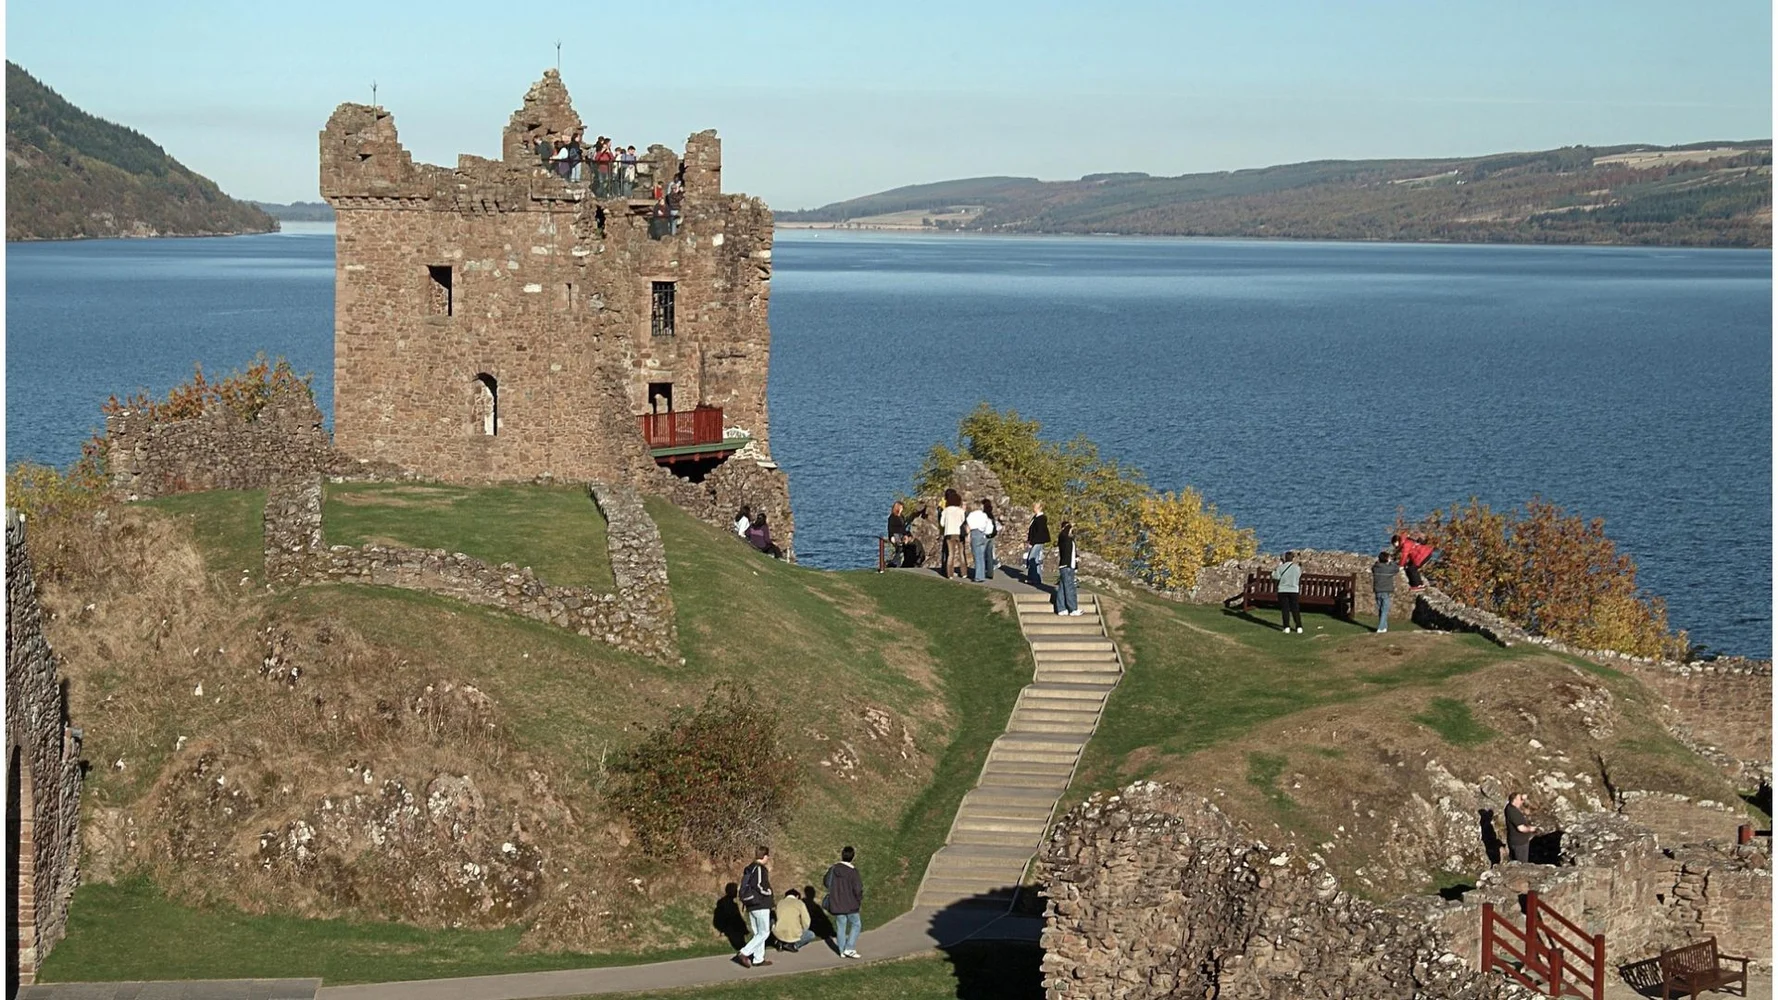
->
[6,437,110,522]
[1138,488,1259,588]
[612,684,798,860]
[1402,497,1682,658]
[104,353,313,424]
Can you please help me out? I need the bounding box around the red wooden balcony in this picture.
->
[638,405,747,464]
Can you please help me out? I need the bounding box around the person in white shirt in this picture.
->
[734,506,751,537]
[965,500,994,583]
[939,489,966,579]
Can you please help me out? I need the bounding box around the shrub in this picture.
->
[917,404,1251,581]
[1138,488,1259,587]
[1400,497,1682,658]
[104,353,313,424]
[6,437,110,522]
[613,683,798,860]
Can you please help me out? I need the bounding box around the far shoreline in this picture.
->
[773,222,1773,251]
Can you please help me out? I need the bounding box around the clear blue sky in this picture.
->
[7,0,1772,209]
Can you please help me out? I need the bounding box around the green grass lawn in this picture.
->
[142,488,267,584]
[323,482,615,589]
[44,490,1030,985]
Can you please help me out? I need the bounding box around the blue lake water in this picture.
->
[6,227,1771,656]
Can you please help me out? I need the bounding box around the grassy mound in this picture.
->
[1079,589,1752,899]
[38,486,1029,983]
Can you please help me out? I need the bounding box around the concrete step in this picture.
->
[975,768,1072,790]
[1019,609,1102,623]
[1022,624,1107,638]
[1007,719,1096,737]
[988,744,1081,764]
[1015,593,1096,607]
[983,754,1076,774]
[1028,638,1118,653]
[1021,682,1116,700]
[1034,670,1122,686]
[965,785,1063,809]
[1030,647,1118,661]
[915,881,1019,907]
[954,809,1051,831]
[957,800,1056,824]
[950,827,1043,849]
[1010,702,1103,721]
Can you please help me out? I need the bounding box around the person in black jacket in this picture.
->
[1025,501,1051,586]
[736,846,775,968]
[823,845,865,958]
[1504,793,1538,863]
[1055,521,1080,615]
[886,501,908,568]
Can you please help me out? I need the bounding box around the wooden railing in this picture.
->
[638,406,724,450]
[1482,891,1605,1000]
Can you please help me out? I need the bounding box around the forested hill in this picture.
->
[781,142,1773,247]
[6,62,276,241]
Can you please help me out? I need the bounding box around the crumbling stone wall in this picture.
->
[263,479,677,661]
[1414,587,1772,785]
[105,381,338,498]
[1039,783,1518,999]
[1042,783,1770,1000]
[5,511,85,985]
[653,455,796,562]
[319,72,778,504]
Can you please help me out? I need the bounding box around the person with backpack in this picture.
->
[980,498,1001,580]
[1273,551,1303,634]
[1024,500,1051,586]
[965,499,994,583]
[823,845,864,959]
[1391,534,1435,592]
[1370,550,1397,633]
[735,846,775,968]
[1055,521,1080,615]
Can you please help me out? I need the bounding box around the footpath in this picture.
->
[25,562,1087,1000]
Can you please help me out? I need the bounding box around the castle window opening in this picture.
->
[560,282,576,312]
[648,382,673,414]
[472,373,499,435]
[651,281,675,338]
[427,265,454,316]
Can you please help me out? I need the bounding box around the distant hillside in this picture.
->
[253,201,334,222]
[6,62,277,241]
[781,142,1773,247]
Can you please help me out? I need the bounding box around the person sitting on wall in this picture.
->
[746,513,784,560]
[1391,534,1436,593]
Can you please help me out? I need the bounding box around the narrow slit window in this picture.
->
[651,281,675,338]
[428,265,454,316]
[561,281,576,312]
[473,373,498,435]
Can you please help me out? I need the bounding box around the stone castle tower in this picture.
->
[318,71,781,500]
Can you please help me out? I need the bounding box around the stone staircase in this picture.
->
[915,590,1123,909]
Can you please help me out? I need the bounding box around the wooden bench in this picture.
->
[1659,937,1750,999]
[1233,572,1356,619]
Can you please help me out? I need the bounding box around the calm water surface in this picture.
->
[6,227,1771,656]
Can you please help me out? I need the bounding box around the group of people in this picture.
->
[734,845,865,968]
[883,495,1082,614]
[1267,533,1437,634]
[534,132,642,197]
[734,506,784,559]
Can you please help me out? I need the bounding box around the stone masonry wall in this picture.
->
[5,512,85,985]
[320,72,776,489]
[105,381,339,498]
[653,454,796,562]
[1039,783,1522,1000]
[1042,783,1770,1000]
[263,478,677,662]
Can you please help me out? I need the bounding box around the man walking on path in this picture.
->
[1504,793,1538,863]
[1392,534,1435,592]
[772,889,815,953]
[824,846,865,959]
[736,847,775,968]
[1273,551,1303,633]
[1055,521,1081,615]
[966,500,994,582]
[1371,550,1397,633]
[1025,501,1051,586]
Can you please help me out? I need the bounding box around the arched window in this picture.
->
[472,374,498,436]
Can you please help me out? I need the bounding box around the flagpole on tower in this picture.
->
[555,41,561,71]
[371,80,378,109]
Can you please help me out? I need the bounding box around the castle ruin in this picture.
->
[319,71,791,547]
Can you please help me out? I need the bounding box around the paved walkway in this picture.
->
[20,982,321,1000]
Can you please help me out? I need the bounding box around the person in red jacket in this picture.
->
[1391,534,1435,592]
